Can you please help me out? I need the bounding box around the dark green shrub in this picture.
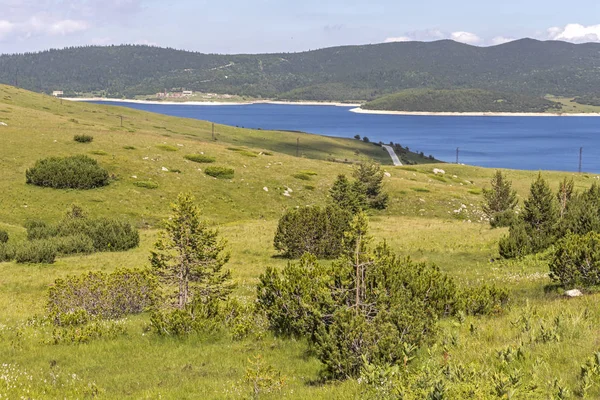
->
[185,154,216,163]
[0,243,15,262]
[26,155,109,189]
[52,234,94,256]
[205,166,234,179]
[273,205,352,259]
[292,173,311,180]
[258,233,510,380]
[550,232,600,287]
[89,150,108,156]
[0,230,8,243]
[123,145,136,150]
[26,209,139,253]
[25,220,57,240]
[14,240,57,264]
[134,180,159,189]
[73,134,93,143]
[48,269,157,325]
[459,285,510,316]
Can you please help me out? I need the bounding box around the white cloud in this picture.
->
[450,31,482,45]
[547,23,600,42]
[385,29,444,43]
[0,16,89,41]
[0,20,16,40]
[384,36,412,43]
[47,19,89,35]
[491,36,514,45]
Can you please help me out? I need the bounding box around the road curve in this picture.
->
[382,145,402,166]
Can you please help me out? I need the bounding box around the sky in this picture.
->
[0,0,600,55]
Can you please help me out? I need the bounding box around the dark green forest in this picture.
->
[362,89,563,113]
[1,39,600,101]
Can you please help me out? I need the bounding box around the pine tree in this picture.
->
[521,173,558,253]
[482,170,518,227]
[150,193,232,309]
[352,161,389,210]
[329,174,366,213]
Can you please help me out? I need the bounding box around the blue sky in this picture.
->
[0,0,599,54]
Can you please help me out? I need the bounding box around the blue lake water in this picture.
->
[91,101,600,173]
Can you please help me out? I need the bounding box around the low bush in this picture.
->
[89,150,108,156]
[134,180,159,189]
[292,173,311,181]
[205,166,234,179]
[258,236,510,379]
[550,232,600,287]
[73,134,93,143]
[0,230,8,243]
[123,145,136,150]
[156,144,178,152]
[48,268,157,325]
[25,155,109,189]
[52,234,94,256]
[49,319,127,345]
[0,243,15,262]
[273,205,352,259]
[26,208,140,253]
[184,154,216,163]
[14,239,57,264]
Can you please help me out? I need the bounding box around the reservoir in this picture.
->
[91,102,600,173]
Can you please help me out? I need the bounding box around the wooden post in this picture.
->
[120,115,123,127]
[296,138,300,157]
[456,147,459,164]
[579,147,583,173]
[212,123,215,140]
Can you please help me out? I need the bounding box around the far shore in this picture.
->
[64,98,600,116]
[350,107,600,117]
[64,97,361,107]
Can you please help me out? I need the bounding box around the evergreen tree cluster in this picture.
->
[497,174,600,288]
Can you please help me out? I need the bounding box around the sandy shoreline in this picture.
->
[64,98,600,116]
[64,97,360,107]
[350,107,600,117]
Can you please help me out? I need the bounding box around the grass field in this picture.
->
[2,84,600,398]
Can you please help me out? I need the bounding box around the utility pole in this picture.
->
[120,115,123,127]
[579,147,583,173]
[14,67,18,87]
[212,123,215,140]
[456,147,459,164]
[296,138,300,157]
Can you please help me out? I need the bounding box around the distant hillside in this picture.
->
[362,89,563,113]
[2,39,600,101]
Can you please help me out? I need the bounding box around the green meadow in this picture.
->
[1,84,600,398]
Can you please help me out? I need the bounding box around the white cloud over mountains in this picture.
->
[385,30,481,45]
[385,23,600,47]
[547,24,600,42]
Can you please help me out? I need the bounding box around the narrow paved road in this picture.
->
[382,145,402,166]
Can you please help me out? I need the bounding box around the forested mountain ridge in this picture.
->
[362,89,564,113]
[2,39,600,101]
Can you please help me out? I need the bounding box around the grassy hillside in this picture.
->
[362,88,563,113]
[2,39,600,102]
[3,85,600,398]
